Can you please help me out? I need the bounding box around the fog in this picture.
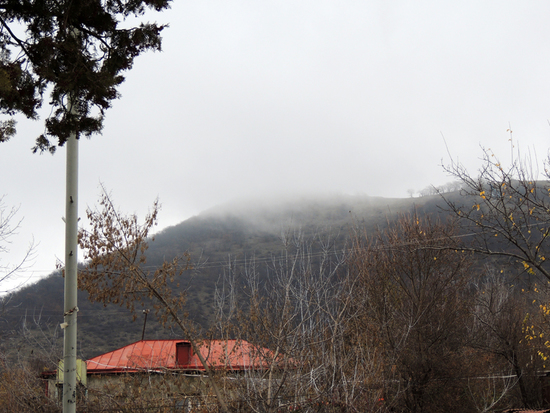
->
[2,0,550,291]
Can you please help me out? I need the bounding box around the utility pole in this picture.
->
[62,97,79,413]
[141,309,150,341]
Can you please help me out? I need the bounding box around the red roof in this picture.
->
[86,339,275,374]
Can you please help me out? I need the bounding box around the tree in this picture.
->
[213,231,384,412]
[0,196,34,294]
[77,190,548,411]
[79,192,387,412]
[442,147,550,282]
[469,268,541,409]
[0,354,60,413]
[0,285,63,412]
[213,213,541,412]
[78,190,231,413]
[441,146,550,408]
[0,0,170,152]
[348,213,476,412]
[0,5,171,410]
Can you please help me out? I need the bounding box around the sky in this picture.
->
[2,0,550,291]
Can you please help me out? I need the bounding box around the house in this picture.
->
[86,339,274,373]
[44,339,282,409]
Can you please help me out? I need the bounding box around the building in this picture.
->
[85,339,273,373]
[44,339,280,410]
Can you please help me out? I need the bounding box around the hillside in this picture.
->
[0,192,455,363]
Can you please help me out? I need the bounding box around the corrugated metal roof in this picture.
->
[86,339,275,374]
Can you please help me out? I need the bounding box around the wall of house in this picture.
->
[87,372,205,399]
[46,371,213,409]
[45,369,280,410]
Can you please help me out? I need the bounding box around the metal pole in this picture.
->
[141,309,150,341]
[62,98,79,413]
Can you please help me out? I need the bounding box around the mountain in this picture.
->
[0,192,454,363]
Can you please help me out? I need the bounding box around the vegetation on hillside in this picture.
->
[2,147,550,411]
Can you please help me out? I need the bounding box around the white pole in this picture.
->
[62,98,79,413]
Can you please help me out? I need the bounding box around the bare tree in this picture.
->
[214,229,388,412]
[348,213,476,412]
[466,372,518,413]
[442,147,550,281]
[77,180,550,411]
[0,353,60,413]
[78,189,231,413]
[0,196,35,294]
[0,307,62,412]
[441,147,550,406]
[468,267,540,409]
[214,215,534,412]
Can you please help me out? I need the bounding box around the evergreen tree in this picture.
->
[0,0,170,152]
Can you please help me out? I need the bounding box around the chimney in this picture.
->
[176,342,192,366]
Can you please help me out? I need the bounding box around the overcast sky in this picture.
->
[2,0,550,291]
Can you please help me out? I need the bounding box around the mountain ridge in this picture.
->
[0,192,454,362]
